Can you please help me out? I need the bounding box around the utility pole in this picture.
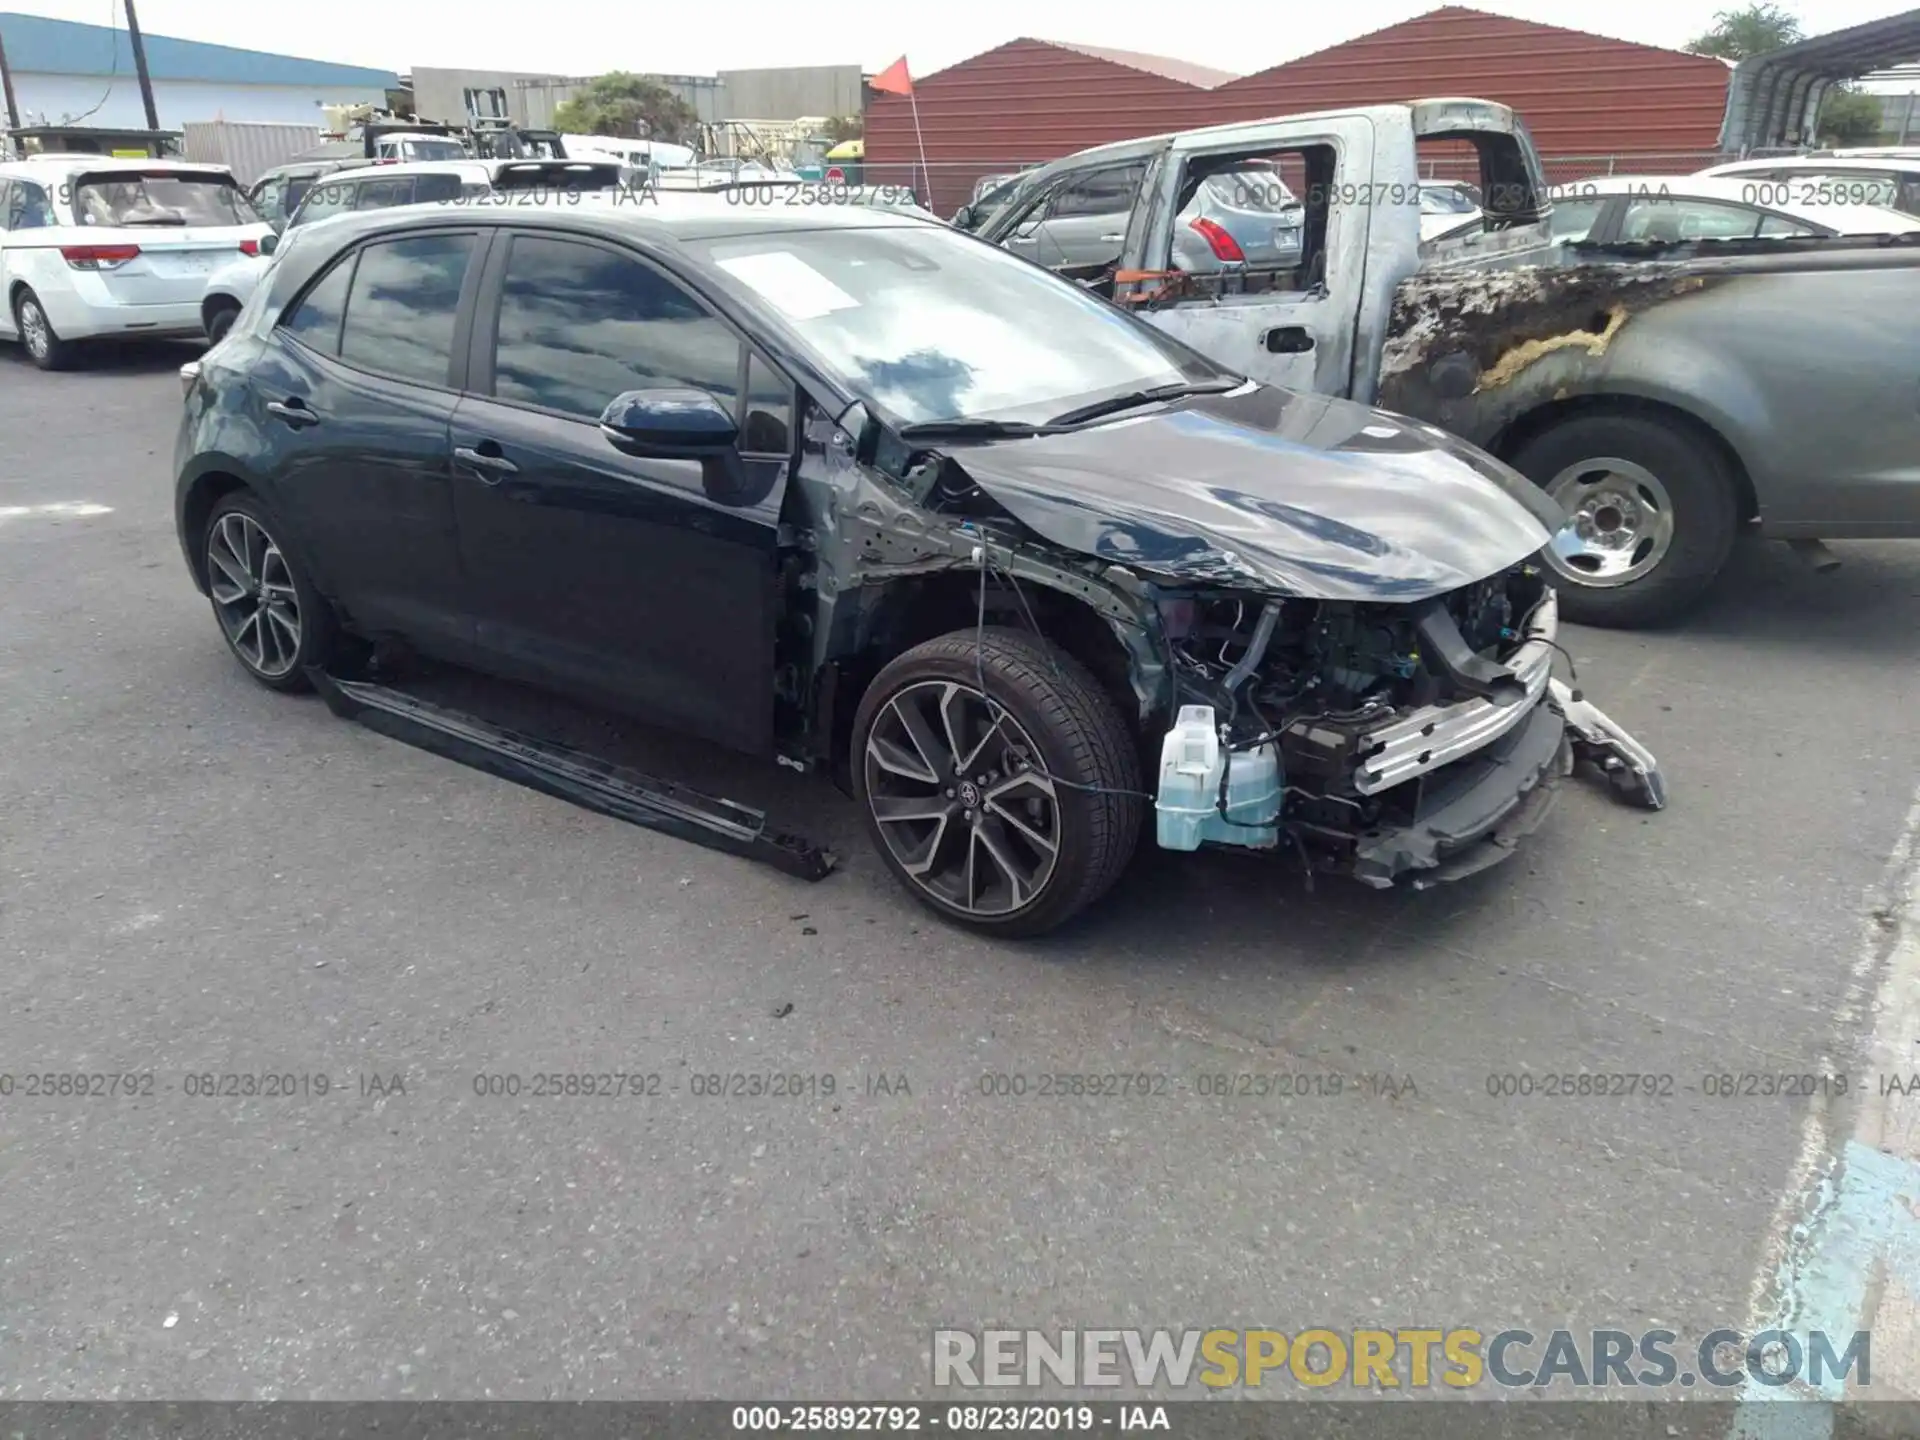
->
[0,24,22,140]
[122,0,162,137]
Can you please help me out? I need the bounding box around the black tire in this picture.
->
[14,288,73,371]
[1508,413,1739,629]
[202,490,339,693]
[205,302,240,346]
[851,627,1144,937]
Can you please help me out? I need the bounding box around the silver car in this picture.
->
[999,158,1303,276]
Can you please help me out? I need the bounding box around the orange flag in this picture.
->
[870,57,913,96]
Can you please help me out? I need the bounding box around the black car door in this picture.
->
[245,227,486,654]
[447,228,792,755]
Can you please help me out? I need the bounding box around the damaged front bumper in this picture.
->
[1350,696,1569,889]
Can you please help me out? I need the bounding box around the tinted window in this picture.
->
[284,176,316,215]
[413,172,466,205]
[354,177,414,210]
[281,254,355,355]
[491,235,741,420]
[1757,213,1820,236]
[339,234,474,385]
[5,179,57,231]
[742,353,793,456]
[1620,196,1764,240]
[1549,197,1606,242]
[1050,163,1144,219]
[71,173,258,226]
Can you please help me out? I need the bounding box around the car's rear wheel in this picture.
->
[852,627,1144,937]
[203,491,337,693]
[14,289,73,371]
[1508,413,1739,629]
[204,301,241,346]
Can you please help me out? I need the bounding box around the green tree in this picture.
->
[552,73,699,143]
[823,115,863,145]
[1816,87,1885,145]
[1685,2,1803,60]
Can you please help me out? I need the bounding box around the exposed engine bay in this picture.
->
[1148,562,1662,882]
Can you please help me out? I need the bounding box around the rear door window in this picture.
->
[292,179,357,228]
[1618,196,1763,240]
[279,254,356,356]
[338,233,476,387]
[70,172,259,227]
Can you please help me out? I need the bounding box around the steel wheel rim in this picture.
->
[207,513,301,677]
[1543,457,1676,589]
[20,301,49,360]
[864,679,1061,917]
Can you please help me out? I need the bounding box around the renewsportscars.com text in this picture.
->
[931,1327,1871,1391]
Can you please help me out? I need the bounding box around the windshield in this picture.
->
[399,138,467,162]
[71,172,260,227]
[692,225,1229,427]
[1421,185,1479,214]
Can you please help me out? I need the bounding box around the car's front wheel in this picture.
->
[13,288,73,371]
[852,627,1144,937]
[202,491,338,692]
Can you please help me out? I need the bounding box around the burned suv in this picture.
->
[174,203,1659,935]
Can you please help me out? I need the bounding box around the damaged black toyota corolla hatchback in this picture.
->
[175,202,1661,935]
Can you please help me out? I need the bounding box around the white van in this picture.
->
[0,157,270,369]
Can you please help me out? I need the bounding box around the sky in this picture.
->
[1,0,1910,82]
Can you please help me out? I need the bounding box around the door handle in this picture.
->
[452,443,518,482]
[1099,233,1126,243]
[1264,326,1316,354]
[265,398,319,428]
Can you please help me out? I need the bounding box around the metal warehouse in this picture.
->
[0,11,395,132]
[867,5,1736,213]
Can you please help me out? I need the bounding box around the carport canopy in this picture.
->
[1720,6,1920,152]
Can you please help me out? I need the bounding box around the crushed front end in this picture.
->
[1153,562,1591,887]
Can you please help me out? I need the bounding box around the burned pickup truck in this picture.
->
[976,99,1920,626]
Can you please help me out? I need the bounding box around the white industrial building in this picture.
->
[0,11,396,130]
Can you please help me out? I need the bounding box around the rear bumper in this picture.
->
[39,284,203,342]
[1346,698,1569,889]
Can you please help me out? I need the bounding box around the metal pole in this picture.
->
[0,26,21,138]
[122,0,162,139]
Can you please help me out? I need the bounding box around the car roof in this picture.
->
[1700,155,1920,176]
[318,159,492,181]
[283,195,936,250]
[0,156,235,181]
[1551,174,1920,232]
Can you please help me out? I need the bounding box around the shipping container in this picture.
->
[181,120,325,186]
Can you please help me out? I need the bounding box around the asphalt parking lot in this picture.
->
[3,341,1919,1409]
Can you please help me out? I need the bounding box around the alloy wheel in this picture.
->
[19,299,50,362]
[207,512,302,678]
[1543,457,1677,588]
[863,679,1061,917]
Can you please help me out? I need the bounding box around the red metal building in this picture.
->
[866,8,1735,211]
[862,39,1239,215]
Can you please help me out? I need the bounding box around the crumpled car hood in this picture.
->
[946,384,1565,601]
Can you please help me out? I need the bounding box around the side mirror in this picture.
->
[259,232,279,255]
[598,387,738,456]
[952,203,975,229]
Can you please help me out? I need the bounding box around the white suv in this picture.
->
[0,157,270,369]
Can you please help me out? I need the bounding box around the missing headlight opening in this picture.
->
[1147,564,1579,880]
